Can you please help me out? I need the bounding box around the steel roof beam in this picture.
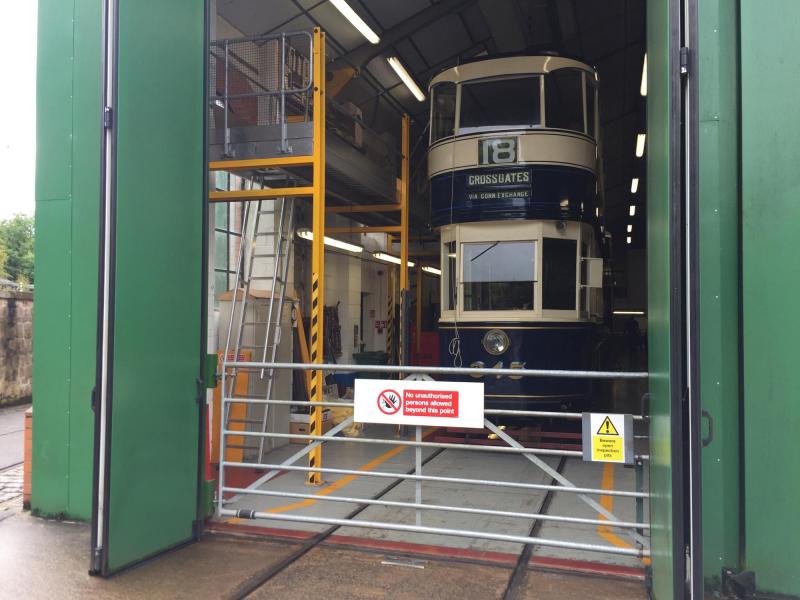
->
[332,0,480,69]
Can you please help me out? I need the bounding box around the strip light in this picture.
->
[629,205,636,217]
[640,54,648,97]
[422,266,441,276]
[627,224,633,233]
[626,236,632,245]
[614,310,645,316]
[635,133,646,158]
[631,178,639,194]
[373,251,415,267]
[297,229,363,253]
[329,0,380,44]
[387,57,426,102]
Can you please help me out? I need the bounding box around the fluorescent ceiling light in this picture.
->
[422,266,441,276]
[629,205,637,217]
[595,207,600,217]
[631,178,639,194]
[627,224,633,233]
[297,229,363,253]
[626,236,632,245]
[614,310,645,316]
[640,54,647,97]
[387,57,426,102]
[373,251,415,267]
[635,133,646,158]
[329,0,380,44]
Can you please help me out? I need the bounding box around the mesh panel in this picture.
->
[209,33,312,129]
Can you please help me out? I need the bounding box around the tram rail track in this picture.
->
[226,447,447,600]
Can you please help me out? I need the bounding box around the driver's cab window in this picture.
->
[462,240,536,311]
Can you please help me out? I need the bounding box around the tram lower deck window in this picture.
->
[542,238,578,310]
[462,241,535,311]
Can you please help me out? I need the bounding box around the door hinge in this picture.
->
[679,47,690,76]
[196,377,205,405]
[192,518,204,539]
[103,106,114,129]
[722,568,756,599]
[89,546,105,575]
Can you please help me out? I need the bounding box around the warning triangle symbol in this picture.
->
[597,416,619,436]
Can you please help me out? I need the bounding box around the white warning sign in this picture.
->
[354,379,484,428]
[581,412,634,464]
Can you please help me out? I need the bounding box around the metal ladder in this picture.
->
[223,179,296,462]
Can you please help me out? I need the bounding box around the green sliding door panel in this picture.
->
[697,0,741,586]
[647,1,676,598]
[741,1,800,595]
[103,0,205,573]
[33,0,101,520]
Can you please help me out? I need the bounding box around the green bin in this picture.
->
[352,351,389,379]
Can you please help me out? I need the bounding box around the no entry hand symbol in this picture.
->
[377,389,402,415]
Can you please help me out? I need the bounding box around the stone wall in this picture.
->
[0,291,33,405]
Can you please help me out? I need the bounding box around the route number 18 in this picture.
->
[479,137,518,164]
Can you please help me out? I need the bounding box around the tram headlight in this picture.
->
[482,329,510,356]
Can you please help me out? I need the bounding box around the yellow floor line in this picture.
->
[227,428,436,523]
[596,462,651,566]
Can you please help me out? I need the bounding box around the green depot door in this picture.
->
[92,0,206,575]
[647,0,686,598]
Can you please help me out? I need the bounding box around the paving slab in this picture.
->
[0,513,302,600]
[248,545,513,600]
[519,569,648,600]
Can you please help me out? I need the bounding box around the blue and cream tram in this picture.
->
[428,55,606,412]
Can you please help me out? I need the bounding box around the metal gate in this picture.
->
[216,360,651,562]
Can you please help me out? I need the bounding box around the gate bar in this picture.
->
[220,429,649,461]
[218,509,649,558]
[224,360,649,379]
[220,486,650,529]
[220,397,647,421]
[220,462,649,499]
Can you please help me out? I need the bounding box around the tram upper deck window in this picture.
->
[586,78,597,139]
[459,77,541,134]
[545,69,585,134]
[431,82,457,142]
[462,241,536,311]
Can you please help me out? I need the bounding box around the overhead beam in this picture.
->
[209,187,314,202]
[209,156,314,171]
[332,0,479,69]
[325,204,401,214]
[326,226,401,234]
[478,0,527,53]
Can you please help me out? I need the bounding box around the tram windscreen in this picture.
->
[462,241,535,311]
[542,238,578,310]
[459,77,541,132]
[545,69,585,133]
[431,82,457,142]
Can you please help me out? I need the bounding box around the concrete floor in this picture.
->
[0,511,648,599]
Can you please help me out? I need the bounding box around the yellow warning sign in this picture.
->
[583,413,630,464]
[592,434,623,462]
[596,416,619,436]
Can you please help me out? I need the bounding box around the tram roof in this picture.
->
[429,55,596,88]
